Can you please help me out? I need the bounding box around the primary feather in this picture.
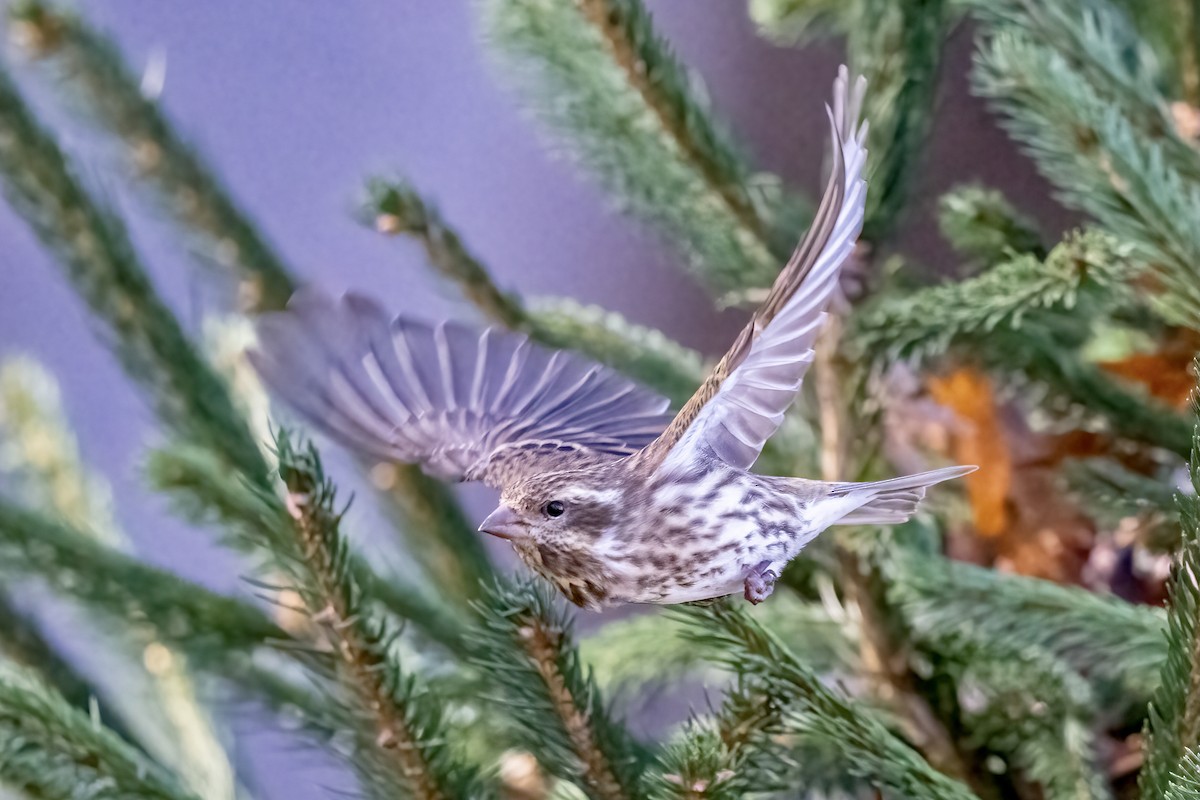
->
[250,290,672,486]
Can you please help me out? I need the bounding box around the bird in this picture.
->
[249,67,974,610]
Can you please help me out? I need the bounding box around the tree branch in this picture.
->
[473,579,641,800]
[9,0,295,312]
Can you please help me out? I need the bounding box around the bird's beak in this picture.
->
[478,505,525,541]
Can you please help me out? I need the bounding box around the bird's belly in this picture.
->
[608,560,746,605]
[600,514,809,605]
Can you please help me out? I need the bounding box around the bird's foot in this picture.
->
[743,560,777,605]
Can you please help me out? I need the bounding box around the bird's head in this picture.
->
[477,468,622,549]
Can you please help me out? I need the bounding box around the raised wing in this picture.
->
[637,67,868,474]
[250,291,672,487]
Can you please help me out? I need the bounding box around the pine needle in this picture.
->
[888,550,1168,703]
[937,184,1045,265]
[848,0,947,241]
[0,356,239,800]
[0,63,265,482]
[0,660,199,800]
[748,0,852,45]
[973,27,1200,328]
[272,431,488,799]
[8,0,295,312]
[0,593,109,735]
[360,176,707,404]
[0,501,284,659]
[471,578,643,800]
[672,601,978,800]
[1139,394,1200,798]
[479,0,800,292]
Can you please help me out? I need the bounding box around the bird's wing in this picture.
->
[250,290,672,487]
[637,67,868,474]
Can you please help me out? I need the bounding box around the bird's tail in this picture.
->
[829,465,976,526]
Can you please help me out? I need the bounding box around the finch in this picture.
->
[250,67,974,609]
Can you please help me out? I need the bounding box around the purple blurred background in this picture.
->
[0,4,1073,797]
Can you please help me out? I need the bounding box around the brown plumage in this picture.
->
[249,68,974,609]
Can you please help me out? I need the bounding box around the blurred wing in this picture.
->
[639,67,869,474]
[250,291,672,486]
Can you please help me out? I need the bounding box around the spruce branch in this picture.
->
[0,661,199,800]
[0,592,107,729]
[0,501,284,659]
[361,177,706,405]
[582,593,856,691]
[884,538,1112,798]
[525,297,705,406]
[1064,458,1182,552]
[649,689,780,800]
[1106,0,1200,103]
[1065,459,1179,520]
[150,439,466,667]
[964,0,1195,172]
[857,229,1131,362]
[888,551,1167,702]
[848,0,947,241]
[937,184,1045,265]
[674,602,979,800]
[363,178,528,330]
[650,676,872,799]
[144,443,472,660]
[1163,748,1200,800]
[642,594,860,797]
[0,356,239,800]
[8,0,295,312]
[1017,335,1193,457]
[957,653,1110,800]
[0,64,265,481]
[838,543,996,799]
[0,356,119,542]
[973,29,1200,328]
[371,462,494,605]
[1139,404,1200,799]
[472,578,641,800]
[569,0,773,241]
[0,494,327,778]
[480,0,794,292]
[648,722,741,800]
[6,3,495,618]
[272,431,485,800]
[854,229,1193,456]
[748,0,851,45]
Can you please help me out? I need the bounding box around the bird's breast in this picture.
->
[583,467,811,604]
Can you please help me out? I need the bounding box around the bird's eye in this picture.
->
[544,500,565,518]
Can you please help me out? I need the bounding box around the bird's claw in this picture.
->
[743,561,777,605]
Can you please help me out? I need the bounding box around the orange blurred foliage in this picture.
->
[925,367,1096,581]
[1098,328,1198,409]
[927,369,1012,538]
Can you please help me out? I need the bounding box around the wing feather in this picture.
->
[638,66,869,473]
[250,291,673,486]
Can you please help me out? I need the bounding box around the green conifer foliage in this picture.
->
[1,1,1199,797]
